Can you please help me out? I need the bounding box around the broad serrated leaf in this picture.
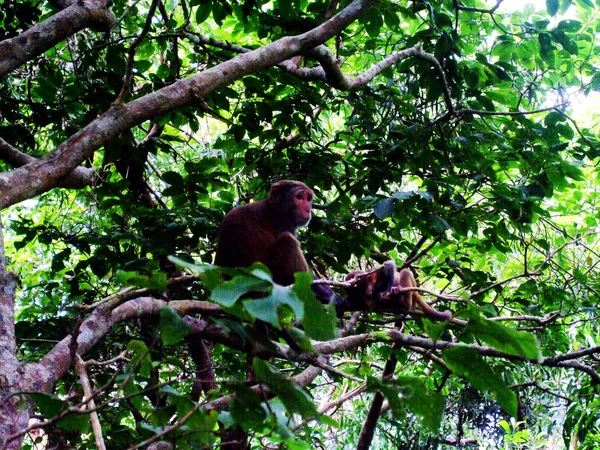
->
[243,284,303,327]
[211,276,270,307]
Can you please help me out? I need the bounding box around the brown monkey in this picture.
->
[214,181,331,450]
[215,180,313,285]
[345,261,452,321]
[344,260,397,310]
[215,180,341,307]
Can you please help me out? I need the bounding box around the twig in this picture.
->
[75,355,106,450]
[116,0,160,102]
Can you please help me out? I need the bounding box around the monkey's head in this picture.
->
[268,180,314,228]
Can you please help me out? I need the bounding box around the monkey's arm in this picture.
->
[389,269,452,321]
[261,231,309,285]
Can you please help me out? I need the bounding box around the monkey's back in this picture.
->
[214,201,277,268]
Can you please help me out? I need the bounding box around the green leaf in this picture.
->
[551,30,578,55]
[557,19,581,32]
[442,347,518,417]
[544,111,567,126]
[243,297,280,327]
[464,311,541,361]
[168,256,216,274]
[546,0,559,16]
[538,33,555,66]
[294,272,338,341]
[243,284,303,327]
[559,0,573,12]
[253,359,317,417]
[28,392,66,418]
[286,326,313,352]
[211,276,271,307]
[127,340,153,377]
[116,270,168,291]
[228,384,267,430]
[371,376,445,433]
[57,413,90,432]
[195,3,211,23]
[365,11,383,38]
[158,306,192,345]
[162,171,184,186]
[374,197,395,219]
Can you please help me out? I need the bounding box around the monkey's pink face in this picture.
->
[295,189,313,226]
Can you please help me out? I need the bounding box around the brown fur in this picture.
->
[215,180,313,285]
[345,261,452,321]
[386,268,452,321]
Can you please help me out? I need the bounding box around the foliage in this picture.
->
[3,0,600,447]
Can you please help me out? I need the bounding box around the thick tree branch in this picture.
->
[0,0,116,78]
[0,273,19,371]
[0,137,95,189]
[19,292,600,426]
[0,0,378,210]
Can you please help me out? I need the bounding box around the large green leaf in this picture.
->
[211,276,271,307]
[243,283,304,328]
[253,359,317,417]
[464,311,541,361]
[442,347,518,417]
[158,306,192,345]
[370,376,445,433]
[294,272,338,341]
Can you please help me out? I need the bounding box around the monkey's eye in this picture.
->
[297,192,313,202]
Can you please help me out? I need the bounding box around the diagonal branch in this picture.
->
[0,137,95,189]
[0,0,378,210]
[0,0,116,78]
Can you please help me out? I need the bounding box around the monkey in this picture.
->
[344,261,452,321]
[215,180,341,306]
[343,260,397,310]
[215,180,312,285]
[213,180,331,450]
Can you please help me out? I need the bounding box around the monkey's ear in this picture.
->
[268,180,291,202]
[269,181,284,199]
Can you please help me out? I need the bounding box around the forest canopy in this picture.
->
[2,0,600,447]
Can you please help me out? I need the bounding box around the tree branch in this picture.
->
[0,0,378,210]
[0,137,95,189]
[0,0,116,78]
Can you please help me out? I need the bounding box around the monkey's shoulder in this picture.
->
[221,201,269,228]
